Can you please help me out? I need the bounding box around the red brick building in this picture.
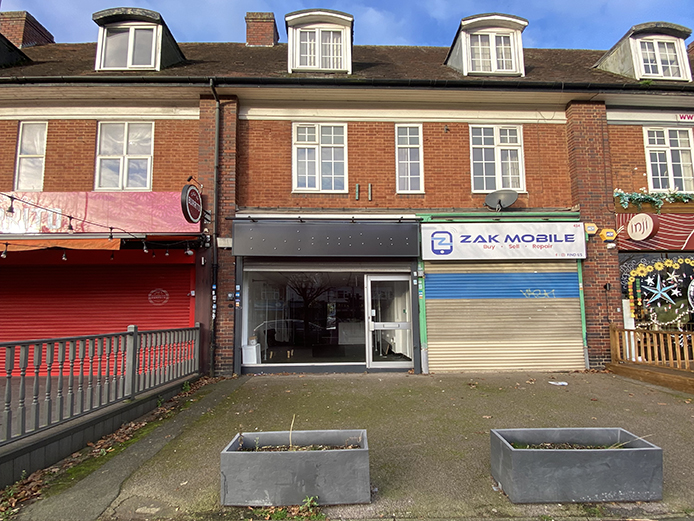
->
[1,8,693,375]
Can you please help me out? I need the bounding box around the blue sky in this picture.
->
[2,0,693,49]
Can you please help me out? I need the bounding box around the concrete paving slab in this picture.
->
[12,371,694,520]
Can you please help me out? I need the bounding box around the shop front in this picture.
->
[421,220,587,372]
[0,191,201,342]
[617,213,694,332]
[231,218,420,373]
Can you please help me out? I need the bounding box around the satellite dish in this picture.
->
[485,190,518,212]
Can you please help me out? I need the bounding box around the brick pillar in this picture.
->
[245,12,279,47]
[199,95,238,376]
[0,11,54,48]
[566,101,621,367]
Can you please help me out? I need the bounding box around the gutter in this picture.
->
[1,74,694,95]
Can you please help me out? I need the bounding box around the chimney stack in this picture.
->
[0,11,54,48]
[245,12,278,47]
[688,41,694,60]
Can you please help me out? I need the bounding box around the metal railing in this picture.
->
[1,324,199,444]
[610,324,693,371]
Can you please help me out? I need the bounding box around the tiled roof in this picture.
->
[1,41,692,90]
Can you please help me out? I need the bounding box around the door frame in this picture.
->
[365,274,414,369]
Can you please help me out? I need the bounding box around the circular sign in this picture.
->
[181,184,203,224]
[148,288,170,306]
[626,214,659,241]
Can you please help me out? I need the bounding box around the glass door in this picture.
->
[365,275,413,368]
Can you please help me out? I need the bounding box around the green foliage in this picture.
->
[614,188,694,213]
[582,504,605,518]
[182,380,191,393]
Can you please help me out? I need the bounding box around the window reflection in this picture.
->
[248,272,365,363]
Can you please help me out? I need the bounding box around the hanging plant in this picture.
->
[614,188,694,213]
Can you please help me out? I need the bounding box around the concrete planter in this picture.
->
[490,428,662,503]
[220,429,370,506]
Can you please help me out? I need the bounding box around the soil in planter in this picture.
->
[510,442,621,450]
[238,443,360,452]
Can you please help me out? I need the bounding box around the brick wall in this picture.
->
[44,120,96,191]
[566,101,622,367]
[1,119,197,192]
[0,11,54,48]
[198,96,238,376]
[152,120,199,191]
[236,120,573,210]
[0,121,19,190]
[609,126,648,193]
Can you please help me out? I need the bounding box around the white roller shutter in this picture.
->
[425,260,585,372]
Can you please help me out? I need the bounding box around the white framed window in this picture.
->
[469,32,515,73]
[96,24,160,70]
[470,125,524,192]
[292,123,347,192]
[294,26,345,71]
[95,122,153,191]
[396,124,423,193]
[636,37,685,80]
[15,122,47,191]
[644,127,694,192]
[286,11,353,74]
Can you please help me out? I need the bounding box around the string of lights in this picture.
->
[1,191,139,239]
[1,192,200,258]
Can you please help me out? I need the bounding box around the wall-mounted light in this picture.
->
[142,240,148,254]
[62,250,67,261]
[184,243,194,256]
[1,243,8,259]
[6,196,15,214]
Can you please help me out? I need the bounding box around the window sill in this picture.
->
[637,75,690,82]
[292,190,349,195]
[466,70,523,77]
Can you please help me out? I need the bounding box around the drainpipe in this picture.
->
[578,259,589,369]
[209,78,221,377]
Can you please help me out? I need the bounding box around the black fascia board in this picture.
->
[1,74,694,95]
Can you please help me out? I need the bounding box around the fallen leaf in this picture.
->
[483,415,492,419]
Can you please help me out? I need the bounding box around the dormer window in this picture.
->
[445,14,528,77]
[92,8,185,72]
[637,37,685,79]
[595,22,692,82]
[286,10,353,74]
[469,32,514,73]
[99,24,158,70]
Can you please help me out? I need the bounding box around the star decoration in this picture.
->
[666,271,680,285]
[641,275,677,306]
[645,276,655,286]
[671,288,682,297]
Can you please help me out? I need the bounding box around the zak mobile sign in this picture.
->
[422,222,586,260]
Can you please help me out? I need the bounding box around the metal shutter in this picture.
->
[424,261,586,372]
[0,264,194,342]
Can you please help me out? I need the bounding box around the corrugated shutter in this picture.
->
[424,260,585,372]
[0,265,194,342]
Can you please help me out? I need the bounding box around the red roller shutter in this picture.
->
[0,264,195,342]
